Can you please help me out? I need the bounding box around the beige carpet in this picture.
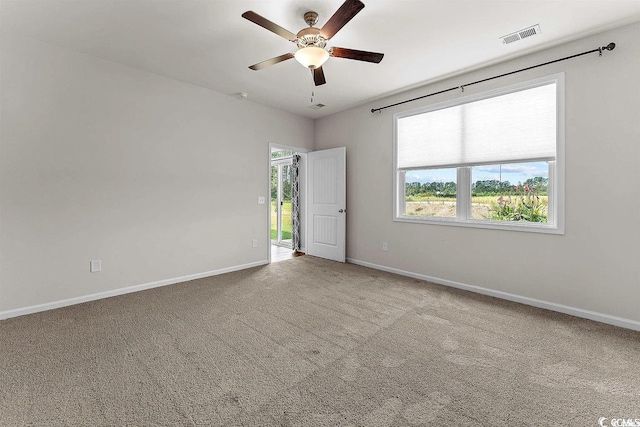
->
[1,256,639,426]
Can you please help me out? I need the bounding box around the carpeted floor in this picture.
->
[1,256,639,426]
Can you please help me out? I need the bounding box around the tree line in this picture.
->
[406,177,548,198]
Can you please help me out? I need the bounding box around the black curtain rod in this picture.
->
[370,42,616,114]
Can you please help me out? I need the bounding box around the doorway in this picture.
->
[267,145,346,264]
[269,146,306,263]
[271,155,293,248]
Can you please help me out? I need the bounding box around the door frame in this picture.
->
[267,143,310,264]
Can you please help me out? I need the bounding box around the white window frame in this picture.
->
[393,73,565,234]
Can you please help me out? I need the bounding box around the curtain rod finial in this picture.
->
[603,42,616,51]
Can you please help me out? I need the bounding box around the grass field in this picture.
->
[407,195,548,205]
[271,201,292,241]
[406,195,548,220]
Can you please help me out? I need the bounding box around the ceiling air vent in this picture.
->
[500,24,541,45]
[308,103,326,110]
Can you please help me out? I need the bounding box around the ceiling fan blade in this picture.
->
[242,11,298,42]
[330,47,384,63]
[313,67,327,86]
[249,53,294,70]
[319,0,365,40]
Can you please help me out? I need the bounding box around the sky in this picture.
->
[404,162,548,185]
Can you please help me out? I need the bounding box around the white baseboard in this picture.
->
[346,258,640,332]
[0,260,268,321]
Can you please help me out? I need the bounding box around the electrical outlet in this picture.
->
[258,196,265,205]
[382,242,388,252]
[252,239,258,248]
[90,260,101,273]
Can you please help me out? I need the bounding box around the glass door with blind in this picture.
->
[271,154,293,247]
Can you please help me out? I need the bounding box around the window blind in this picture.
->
[396,83,557,170]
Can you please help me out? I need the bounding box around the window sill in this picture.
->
[394,215,564,235]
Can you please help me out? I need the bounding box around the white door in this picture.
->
[307,147,346,262]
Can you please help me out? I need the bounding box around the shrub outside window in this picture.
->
[393,74,564,234]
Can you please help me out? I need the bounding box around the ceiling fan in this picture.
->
[242,0,384,86]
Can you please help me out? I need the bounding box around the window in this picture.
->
[394,74,564,233]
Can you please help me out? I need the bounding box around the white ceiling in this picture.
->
[2,0,639,118]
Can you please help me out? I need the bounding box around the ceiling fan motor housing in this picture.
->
[296,27,327,49]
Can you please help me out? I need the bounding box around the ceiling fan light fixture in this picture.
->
[294,46,329,69]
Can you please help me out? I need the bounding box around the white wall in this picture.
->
[315,23,640,324]
[0,34,314,313]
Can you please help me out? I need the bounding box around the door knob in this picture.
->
[338,209,346,213]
